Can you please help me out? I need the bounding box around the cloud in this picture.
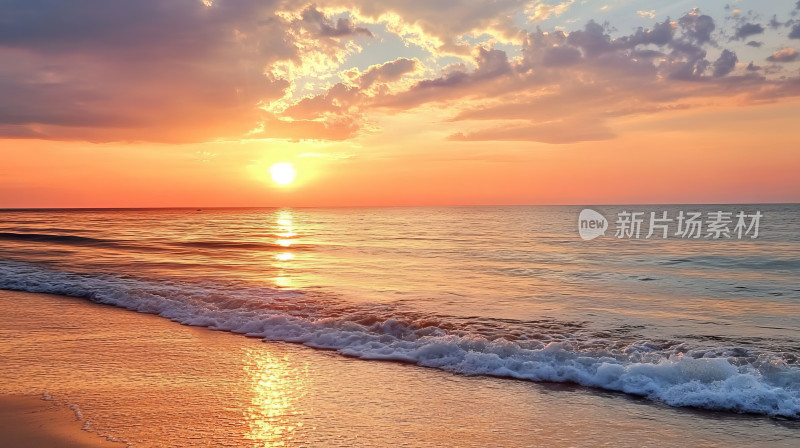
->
[363,8,797,143]
[378,46,513,108]
[621,19,675,47]
[713,49,738,77]
[768,15,784,30]
[275,57,421,138]
[527,1,575,22]
[1,2,798,146]
[791,23,800,39]
[767,47,799,62]
[542,45,582,66]
[637,10,656,19]
[250,116,361,141]
[733,23,764,40]
[0,0,390,142]
[746,41,763,47]
[447,119,615,144]
[678,9,715,44]
[473,47,512,78]
[0,0,297,142]
[299,5,373,38]
[357,58,419,88]
[567,21,613,57]
[334,0,531,54]
[423,9,799,143]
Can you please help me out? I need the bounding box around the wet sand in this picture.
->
[0,395,124,448]
[0,289,797,447]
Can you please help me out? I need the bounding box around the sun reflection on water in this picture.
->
[275,253,294,261]
[275,211,297,240]
[243,347,308,447]
[272,210,296,289]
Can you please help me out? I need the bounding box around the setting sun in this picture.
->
[269,163,296,186]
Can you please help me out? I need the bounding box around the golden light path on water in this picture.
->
[273,209,296,288]
[244,348,307,446]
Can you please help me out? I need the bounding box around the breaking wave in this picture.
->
[1,259,798,418]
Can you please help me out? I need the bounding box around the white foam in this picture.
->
[2,260,799,418]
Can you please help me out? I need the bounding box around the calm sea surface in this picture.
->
[0,205,798,418]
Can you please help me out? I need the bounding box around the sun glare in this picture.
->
[269,163,296,186]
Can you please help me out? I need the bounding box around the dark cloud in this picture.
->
[0,0,387,142]
[622,19,675,47]
[631,49,666,59]
[0,1,299,63]
[567,21,613,57]
[359,58,418,88]
[746,41,763,47]
[542,46,582,66]
[791,23,800,39]
[713,49,738,77]
[300,5,373,38]
[0,0,298,142]
[666,39,709,80]
[733,23,764,40]
[473,47,513,79]
[408,46,510,92]
[415,71,471,89]
[678,9,716,44]
[746,62,761,71]
[282,83,359,120]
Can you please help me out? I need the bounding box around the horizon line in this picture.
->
[1,201,798,211]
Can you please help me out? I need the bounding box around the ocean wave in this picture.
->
[0,232,115,246]
[0,231,308,252]
[1,260,798,418]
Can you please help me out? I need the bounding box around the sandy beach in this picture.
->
[1,288,797,447]
[0,395,124,448]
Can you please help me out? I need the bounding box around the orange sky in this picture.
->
[1,1,799,207]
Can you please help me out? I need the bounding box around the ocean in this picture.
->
[0,205,798,434]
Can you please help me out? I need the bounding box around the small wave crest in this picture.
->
[0,232,113,246]
[1,260,798,418]
[0,231,309,253]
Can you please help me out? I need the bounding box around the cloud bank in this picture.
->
[1,0,799,144]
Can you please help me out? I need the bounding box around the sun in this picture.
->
[269,163,296,186]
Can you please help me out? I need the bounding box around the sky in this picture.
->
[1,0,799,207]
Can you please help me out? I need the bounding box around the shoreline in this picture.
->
[8,292,798,424]
[0,394,125,448]
[2,289,799,447]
